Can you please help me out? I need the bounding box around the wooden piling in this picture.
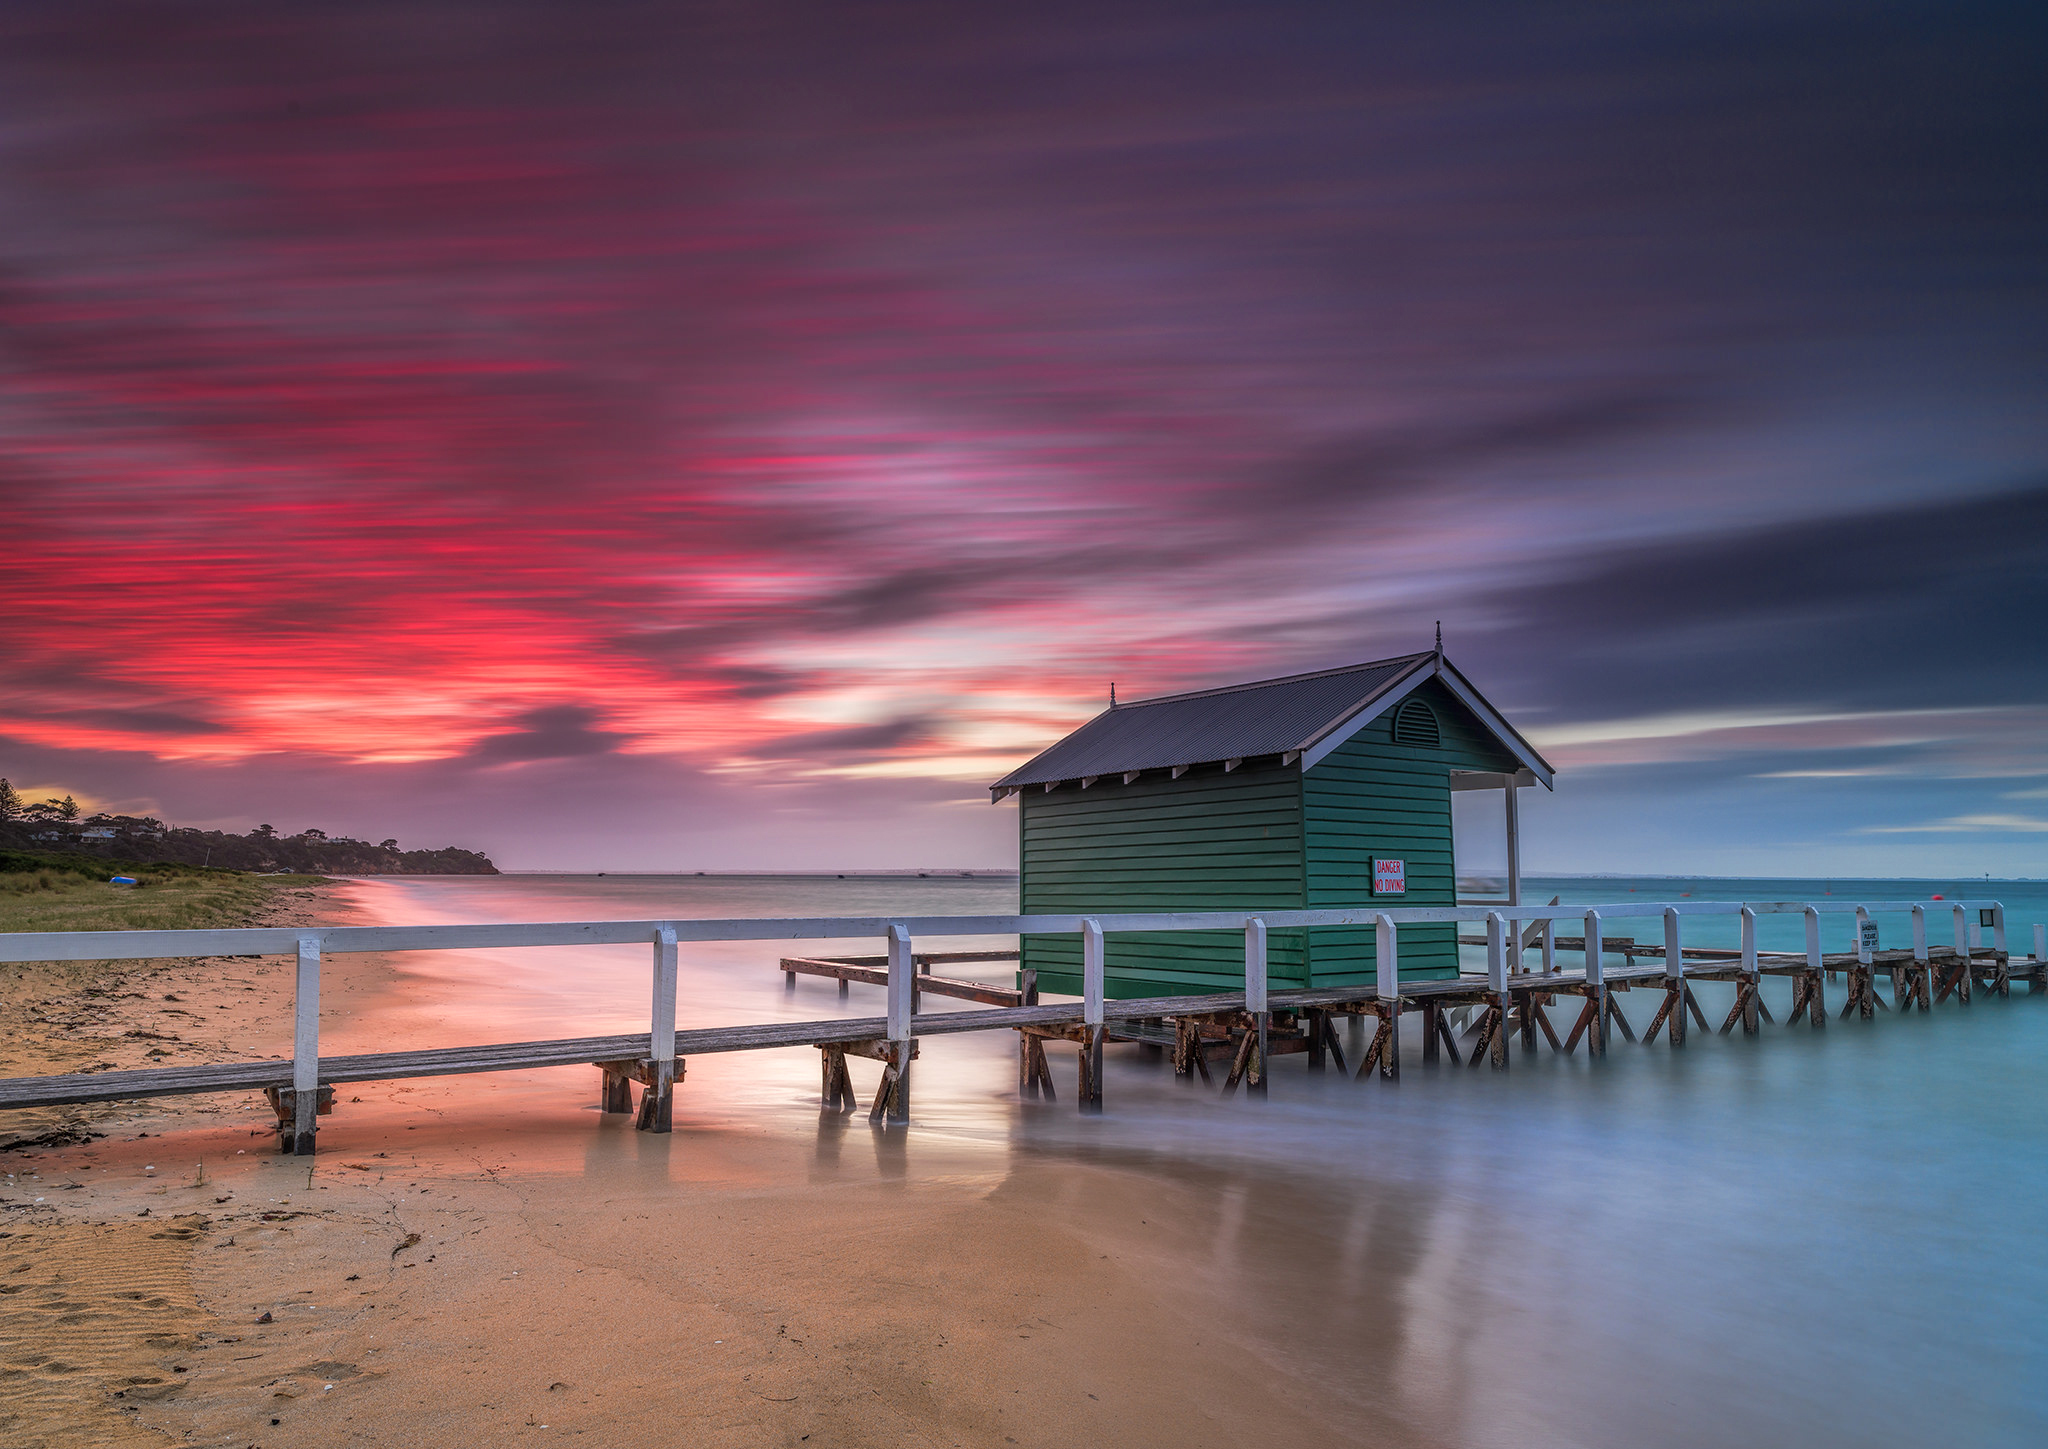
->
[1078,1026,1106,1114]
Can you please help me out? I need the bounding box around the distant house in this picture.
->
[78,826,117,841]
[990,646,1554,998]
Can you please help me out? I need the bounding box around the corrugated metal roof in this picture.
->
[992,652,1432,789]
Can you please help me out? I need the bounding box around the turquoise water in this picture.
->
[334,872,2047,1447]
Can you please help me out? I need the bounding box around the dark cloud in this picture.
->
[1469,478,2048,717]
[753,717,938,759]
[465,706,632,764]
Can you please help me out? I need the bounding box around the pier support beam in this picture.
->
[1171,1016,1214,1084]
[1230,918,1269,1098]
[1079,919,1105,1114]
[1583,911,1607,1057]
[880,923,915,1125]
[821,1046,856,1113]
[637,925,680,1132]
[290,935,322,1155]
[1361,914,1400,1080]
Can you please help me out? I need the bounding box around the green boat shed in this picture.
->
[990,646,1555,998]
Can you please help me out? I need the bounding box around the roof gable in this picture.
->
[991,650,1553,794]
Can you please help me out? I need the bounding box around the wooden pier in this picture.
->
[0,902,2038,1154]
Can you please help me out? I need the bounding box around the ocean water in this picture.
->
[330,872,2048,1448]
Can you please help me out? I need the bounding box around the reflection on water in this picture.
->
[329,873,2048,1447]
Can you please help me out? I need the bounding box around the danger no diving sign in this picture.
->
[1372,858,1406,895]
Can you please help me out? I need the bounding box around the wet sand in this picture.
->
[0,885,1414,1448]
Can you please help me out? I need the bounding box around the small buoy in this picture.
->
[110,875,138,886]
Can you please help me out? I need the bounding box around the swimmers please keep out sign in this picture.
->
[1373,858,1406,895]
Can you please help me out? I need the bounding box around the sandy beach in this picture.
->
[0,884,1410,1449]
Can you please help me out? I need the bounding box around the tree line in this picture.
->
[0,780,496,875]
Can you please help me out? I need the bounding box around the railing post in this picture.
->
[642,925,678,1133]
[1244,917,1268,1097]
[1991,903,2007,959]
[1584,910,1606,1057]
[1804,906,1826,1029]
[1952,904,1972,1006]
[1374,913,1400,1079]
[1664,907,1686,1048]
[1851,905,1875,1020]
[291,935,321,1156]
[1739,906,1760,1035]
[1485,911,1509,1070]
[1542,915,1556,974]
[883,923,914,1123]
[1912,905,1931,1012]
[1080,919,1105,1113]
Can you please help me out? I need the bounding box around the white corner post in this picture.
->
[1803,906,1826,1030]
[1485,910,1509,1070]
[1851,904,1876,1021]
[291,935,322,1156]
[1080,918,1106,1114]
[1584,909,1606,1057]
[642,925,679,1133]
[1987,902,2011,998]
[881,923,914,1123]
[1912,904,1931,1013]
[1374,913,1400,1080]
[1542,914,1556,974]
[1952,904,1972,1006]
[1244,917,1269,1097]
[1739,906,1760,1035]
[1504,783,1522,968]
[1664,907,1686,1048]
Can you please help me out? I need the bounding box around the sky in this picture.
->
[2,1,2045,875]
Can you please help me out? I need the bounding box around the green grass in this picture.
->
[0,850,311,935]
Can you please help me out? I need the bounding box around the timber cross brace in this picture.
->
[264,1084,334,1154]
[1787,971,1830,1028]
[595,1057,684,1132]
[1718,979,1772,1034]
[815,1040,919,1124]
[1839,967,1889,1021]
[1641,980,1712,1046]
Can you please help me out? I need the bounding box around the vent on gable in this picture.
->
[1393,698,1440,749]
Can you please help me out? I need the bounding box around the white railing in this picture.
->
[0,898,2016,1147]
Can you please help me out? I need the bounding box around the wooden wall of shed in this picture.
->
[1302,676,1523,984]
[1018,760,1306,998]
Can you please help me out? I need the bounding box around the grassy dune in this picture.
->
[0,853,303,935]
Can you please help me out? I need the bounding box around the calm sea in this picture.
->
[332,871,2048,1448]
